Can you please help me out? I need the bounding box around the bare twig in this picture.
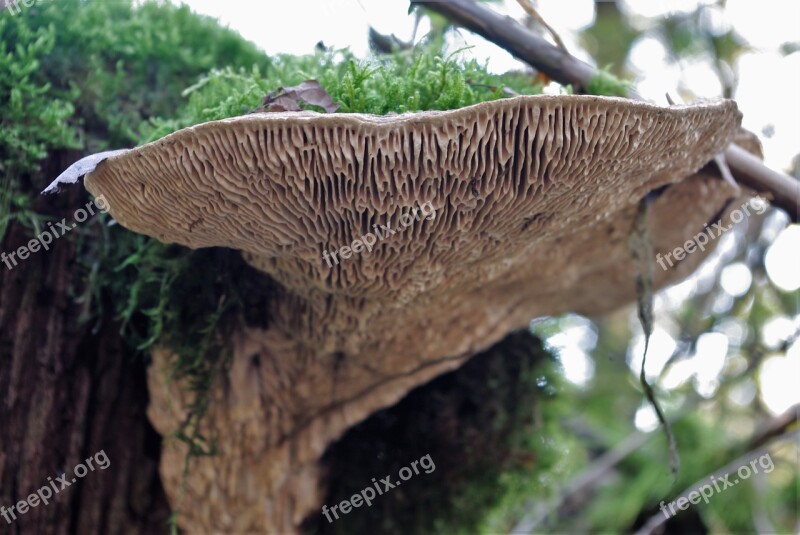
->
[724,144,799,220]
[368,27,412,53]
[411,0,800,221]
[746,403,799,450]
[515,0,568,53]
[510,430,651,533]
[413,0,595,89]
[635,427,799,535]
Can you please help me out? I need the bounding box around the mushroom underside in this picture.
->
[147,171,746,532]
[81,95,750,532]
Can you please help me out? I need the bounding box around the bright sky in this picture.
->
[179,0,799,417]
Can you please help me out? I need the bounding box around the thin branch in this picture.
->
[411,0,799,221]
[510,430,651,533]
[724,143,799,220]
[415,0,595,86]
[746,403,799,450]
[515,0,568,53]
[634,427,799,535]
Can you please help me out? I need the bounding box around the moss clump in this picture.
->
[2,0,271,151]
[0,18,78,178]
[1,0,271,239]
[141,48,544,141]
[587,67,631,97]
[302,331,574,535]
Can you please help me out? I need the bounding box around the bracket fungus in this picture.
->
[65,95,748,532]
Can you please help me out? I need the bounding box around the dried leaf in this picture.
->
[260,80,340,114]
[533,72,552,85]
[263,96,302,112]
[42,149,129,194]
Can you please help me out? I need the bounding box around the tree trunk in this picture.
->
[0,153,170,534]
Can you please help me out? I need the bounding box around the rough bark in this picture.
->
[0,153,170,534]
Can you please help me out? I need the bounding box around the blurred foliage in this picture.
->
[580,0,752,99]
[580,0,641,77]
[656,5,749,98]
[516,207,798,533]
[516,2,800,511]
[588,67,632,98]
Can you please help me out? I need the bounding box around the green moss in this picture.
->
[141,48,544,141]
[0,16,77,236]
[0,18,78,174]
[6,0,271,148]
[587,67,631,97]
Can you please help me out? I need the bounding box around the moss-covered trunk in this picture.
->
[0,153,170,534]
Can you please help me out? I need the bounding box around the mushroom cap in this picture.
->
[85,95,740,305]
[109,95,747,533]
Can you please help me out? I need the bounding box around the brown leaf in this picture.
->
[263,96,302,112]
[261,80,340,113]
[533,72,552,85]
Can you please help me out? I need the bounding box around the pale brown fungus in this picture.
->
[80,95,746,532]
